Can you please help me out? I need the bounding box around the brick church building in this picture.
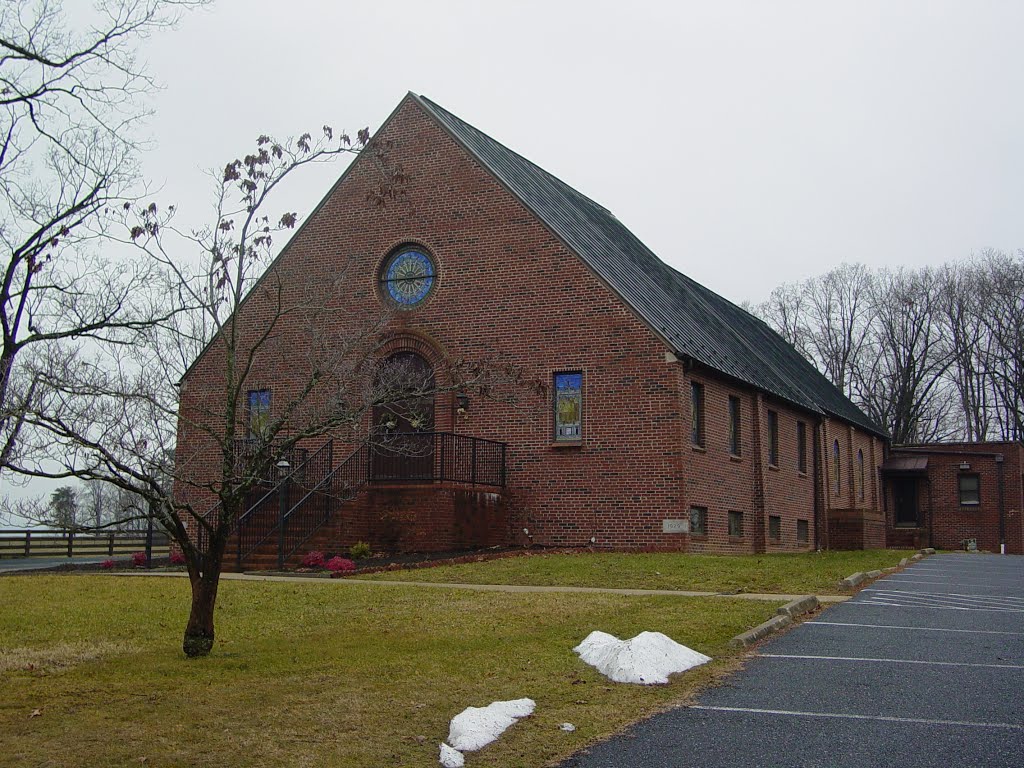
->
[175,93,889,568]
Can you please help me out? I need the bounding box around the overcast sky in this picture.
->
[134,0,1024,305]
[7,1,1023,515]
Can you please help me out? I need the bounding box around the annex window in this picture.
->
[690,381,705,447]
[833,440,841,495]
[958,473,980,507]
[797,421,807,474]
[247,389,271,439]
[689,506,707,536]
[728,510,744,537]
[768,515,781,540]
[767,410,779,466]
[554,372,583,442]
[858,449,865,501]
[797,519,809,543]
[728,396,741,456]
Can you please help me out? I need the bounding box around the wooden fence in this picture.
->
[0,529,170,559]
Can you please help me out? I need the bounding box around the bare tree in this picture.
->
[850,267,953,443]
[9,126,527,657]
[977,250,1024,440]
[0,0,205,467]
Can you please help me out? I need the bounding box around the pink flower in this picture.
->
[101,559,115,570]
[131,552,147,567]
[325,556,356,573]
[302,550,326,568]
[170,551,186,566]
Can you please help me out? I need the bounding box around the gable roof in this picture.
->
[412,93,884,437]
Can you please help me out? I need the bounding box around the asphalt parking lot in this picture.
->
[562,553,1024,768]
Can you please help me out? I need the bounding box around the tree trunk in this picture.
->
[183,570,220,657]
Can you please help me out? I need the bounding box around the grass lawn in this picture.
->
[357,549,915,595]
[0,575,781,767]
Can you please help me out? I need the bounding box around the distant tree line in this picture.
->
[752,250,1024,444]
[38,481,150,532]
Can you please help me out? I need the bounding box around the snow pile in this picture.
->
[439,698,535,766]
[438,742,464,768]
[573,630,711,685]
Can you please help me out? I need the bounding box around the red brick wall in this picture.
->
[885,443,1024,554]
[175,95,886,555]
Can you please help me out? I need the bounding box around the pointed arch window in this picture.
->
[833,440,841,496]
[858,449,865,501]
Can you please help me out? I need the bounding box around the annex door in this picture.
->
[371,351,435,482]
[892,477,919,527]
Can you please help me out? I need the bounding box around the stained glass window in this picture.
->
[554,372,582,441]
[247,389,271,439]
[380,248,435,307]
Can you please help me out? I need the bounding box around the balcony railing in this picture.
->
[367,431,506,487]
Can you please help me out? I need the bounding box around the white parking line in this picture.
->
[864,593,1024,606]
[807,621,1024,636]
[856,600,1024,613]
[862,590,1024,608]
[689,705,1024,731]
[759,653,1024,670]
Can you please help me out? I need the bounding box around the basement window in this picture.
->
[689,506,707,536]
[768,515,781,540]
[958,474,980,507]
[553,372,583,442]
[728,510,744,537]
[797,519,809,542]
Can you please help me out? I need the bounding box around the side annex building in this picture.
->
[175,93,889,567]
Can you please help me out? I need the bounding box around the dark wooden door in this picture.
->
[893,477,919,527]
[371,352,435,481]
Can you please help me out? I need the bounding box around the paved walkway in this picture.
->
[108,569,851,603]
[560,553,1024,768]
[0,555,111,573]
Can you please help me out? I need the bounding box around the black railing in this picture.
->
[234,440,334,568]
[369,432,506,487]
[279,443,371,564]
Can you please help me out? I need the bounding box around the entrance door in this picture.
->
[371,352,435,481]
[892,477,919,527]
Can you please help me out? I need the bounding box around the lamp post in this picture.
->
[276,458,291,570]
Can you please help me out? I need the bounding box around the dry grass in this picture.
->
[0,574,781,767]
[358,549,916,594]
[0,640,136,674]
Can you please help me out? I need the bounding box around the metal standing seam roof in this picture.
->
[413,94,885,437]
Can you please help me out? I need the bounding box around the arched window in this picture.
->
[833,440,841,496]
[858,449,865,501]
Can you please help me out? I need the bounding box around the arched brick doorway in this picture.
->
[371,351,435,481]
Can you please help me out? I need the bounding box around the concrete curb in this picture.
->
[839,550,937,591]
[730,594,819,648]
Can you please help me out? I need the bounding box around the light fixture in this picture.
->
[276,458,291,478]
[959,462,970,471]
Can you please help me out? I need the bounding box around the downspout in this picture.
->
[813,420,823,550]
[996,453,1006,555]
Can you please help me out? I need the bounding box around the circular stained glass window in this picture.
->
[380,247,436,307]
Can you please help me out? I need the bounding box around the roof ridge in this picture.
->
[412,94,884,436]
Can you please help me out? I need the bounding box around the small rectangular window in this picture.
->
[690,382,705,447]
[767,410,779,466]
[247,389,271,439]
[554,372,583,441]
[797,421,807,474]
[768,515,781,540]
[728,510,744,537]
[797,519,809,542]
[728,396,741,456]
[958,474,980,506]
[689,506,707,536]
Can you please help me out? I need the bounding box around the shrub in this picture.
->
[170,551,186,566]
[101,559,115,570]
[349,541,372,560]
[325,556,356,573]
[301,550,326,568]
[131,552,148,568]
